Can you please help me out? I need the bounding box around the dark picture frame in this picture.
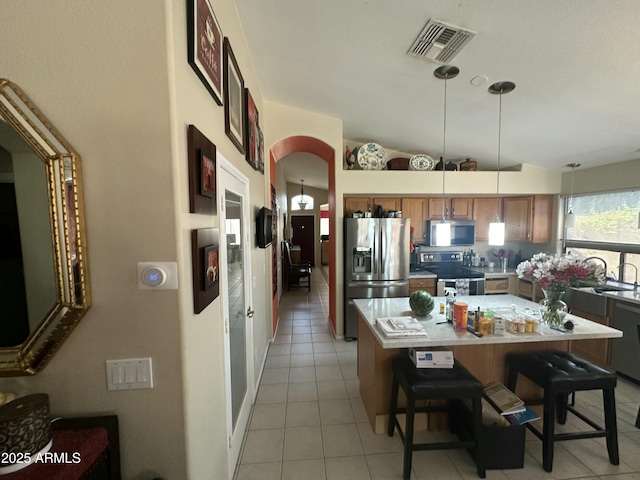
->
[192,228,220,313]
[200,152,215,198]
[187,124,217,214]
[203,244,219,290]
[244,88,259,170]
[223,37,245,154]
[187,0,223,105]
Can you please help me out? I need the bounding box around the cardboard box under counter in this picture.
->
[408,348,454,368]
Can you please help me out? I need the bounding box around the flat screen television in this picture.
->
[256,207,273,248]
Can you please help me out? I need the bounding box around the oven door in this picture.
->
[437,278,485,296]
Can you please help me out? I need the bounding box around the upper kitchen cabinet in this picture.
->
[344,196,372,215]
[472,197,502,242]
[401,197,427,242]
[373,197,401,214]
[344,196,401,216]
[504,195,553,243]
[427,197,472,220]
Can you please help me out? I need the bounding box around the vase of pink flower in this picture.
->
[516,253,605,326]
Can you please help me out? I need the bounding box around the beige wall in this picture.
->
[560,157,640,195]
[0,1,187,478]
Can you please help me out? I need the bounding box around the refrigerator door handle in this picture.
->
[372,222,378,275]
[380,224,385,275]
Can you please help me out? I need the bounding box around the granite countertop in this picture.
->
[353,294,622,349]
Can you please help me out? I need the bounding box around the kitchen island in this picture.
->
[354,294,623,433]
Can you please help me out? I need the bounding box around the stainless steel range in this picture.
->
[411,250,485,296]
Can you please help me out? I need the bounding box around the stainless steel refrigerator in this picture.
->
[344,218,410,339]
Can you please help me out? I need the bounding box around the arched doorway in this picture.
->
[269,136,336,335]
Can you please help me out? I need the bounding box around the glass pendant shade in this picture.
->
[565,210,575,228]
[434,221,452,246]
[488,221,505,246]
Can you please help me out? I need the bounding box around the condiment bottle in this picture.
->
[453,301,468,332]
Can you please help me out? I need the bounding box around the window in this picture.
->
[291,194,314,211]
[564,189,640,286]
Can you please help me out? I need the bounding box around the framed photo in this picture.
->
[192,228,220,313]
[244,88,259,170]
[187,0,223,105]
[223,37,245,154]
[200,152,215,198]
[187,125,217,214]
[258,128,265,174]
[203,244,219,290]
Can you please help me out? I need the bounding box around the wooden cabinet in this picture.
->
[344,196,401,216]
[570,307,610,366]
[401,197,427,242]
[409,277,436,296]
[504,195,553,243]
[373,197,401,213]
[517,279,544,302]
[472,197,502,242]
[485,276,511,295]
[344,196,372,214]
[427,197,472,220]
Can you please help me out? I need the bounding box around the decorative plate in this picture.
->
[409,154,435,171]
[357,143,387,170]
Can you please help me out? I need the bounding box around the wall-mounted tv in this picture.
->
[256,207,273,248]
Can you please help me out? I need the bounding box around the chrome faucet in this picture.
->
[583,256,609,282]
[617,263,639,292]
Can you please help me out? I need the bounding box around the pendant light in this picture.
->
[487,81,516,246]
[433,65,459,247]
[297,180,308,210]
[565,163,580,228]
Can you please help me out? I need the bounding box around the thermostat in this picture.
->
[137,262,178,290]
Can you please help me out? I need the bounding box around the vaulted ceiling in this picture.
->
[236,0,640,189]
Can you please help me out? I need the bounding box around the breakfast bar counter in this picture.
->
[354,294,623,433]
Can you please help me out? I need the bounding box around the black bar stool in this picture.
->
[506,350,619,472]
[388,356,486,480]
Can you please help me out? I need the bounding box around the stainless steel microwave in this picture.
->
[425,220,476,246]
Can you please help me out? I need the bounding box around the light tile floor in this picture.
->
[235,268,640,480]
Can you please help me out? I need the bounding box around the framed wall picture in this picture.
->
[223,37,245,154]
[203,244,219,290]
[192,228,220,313]
[244,88,259,170]
[188,124,217,214]
[187,0,223,105]
[200,152,216,199]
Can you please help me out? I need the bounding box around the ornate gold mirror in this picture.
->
[0,79,90,376]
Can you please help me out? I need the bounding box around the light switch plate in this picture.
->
[137,262,178,290]
[106,358,153,390]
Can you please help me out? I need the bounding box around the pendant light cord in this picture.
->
[441,77,447,221]
[495,93,502,221]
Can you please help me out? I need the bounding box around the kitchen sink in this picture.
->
[566,283,632,316]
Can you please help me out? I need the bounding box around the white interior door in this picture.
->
[218,156,254,478]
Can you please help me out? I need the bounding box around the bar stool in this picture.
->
[506,350,619,472]
[388,356,486,480]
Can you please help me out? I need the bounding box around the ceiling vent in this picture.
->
[408,19,476,64]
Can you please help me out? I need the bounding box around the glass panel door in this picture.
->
[225,190,246,428]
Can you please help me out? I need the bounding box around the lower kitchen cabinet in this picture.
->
[517,279,543,302]
[485,276,511,295]
[610,300,640,381]
[570,307,611,366]
[409,277,436,296]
